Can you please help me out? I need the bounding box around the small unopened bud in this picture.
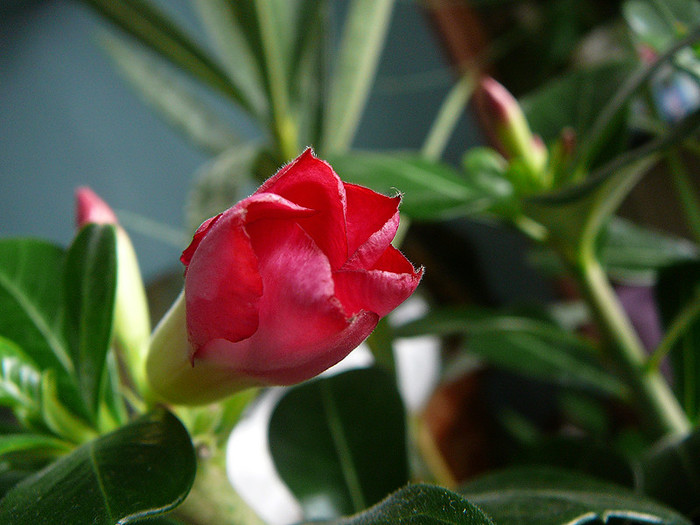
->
[75,187,151,399]
[475,76,547,184]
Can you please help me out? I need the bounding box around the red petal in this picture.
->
[181,213,223,268]
[255,149,348,270]
[344,183,401,264]
[334,246,423,317]
[184,194,314,352]
[195,220,376,384]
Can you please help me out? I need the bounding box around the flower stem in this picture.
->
[574,257,690,438]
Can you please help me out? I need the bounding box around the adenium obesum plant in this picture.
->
[148,149,423,404]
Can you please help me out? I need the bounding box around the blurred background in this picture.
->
[1,0,478,281]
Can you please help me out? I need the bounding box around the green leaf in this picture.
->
[329,152,492,221]
[624,0,700,52]
[522,61,636,164]
[318,484,494,525]
[194,0,269,120]
[0,337,42,426]
[0,434,71,464]
[100,31,242,155]
[0,409,196,525]
[656,261,700,420]
[601,217,698,282]
[63,224,117,418]
[0,239,70,374]
[268,368,408,520]
[398,307,626,397]
[324,0,395,153]
[79,0,254,113]
[640,427,700,519]
[462,465,692,524]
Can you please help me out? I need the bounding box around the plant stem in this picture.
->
[647,291,700,372]
[574,257,690,438]
[422,73,475,161]
[176,449,265,525]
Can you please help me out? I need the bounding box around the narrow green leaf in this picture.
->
[194,0,269,120]
[0,409,196,525]
[254,0,298,159]
[601,217,698,282]
[324,0,395,153]
[100,31,242,155]
[319,484,494,525]
[329,152,493,221]
[269,368,408,520]
[641,427,700,519]
[0,434,72,461]
[463,466,692,524]
[398,307,626,397]
[0,239,70,374]
[63,224,117,418]
[80,0,255,113]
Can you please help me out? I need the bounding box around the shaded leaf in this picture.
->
[0,409,195,525]
[463,465,691,524]
[398,307,626,397]
[656,261,700,421]
[601,217,698,282]
[316,484,494,525]
[641,427,700,519]
[63,224,117,418]
[329,152,492,221]
[269,368,407,520]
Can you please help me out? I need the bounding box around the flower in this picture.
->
[75,187,151,397]
[147,149,422,404]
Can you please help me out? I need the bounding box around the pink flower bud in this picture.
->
[147,149,423,404]
[74,187,151,398]
[75,187,118,227]
[474,76,547,182]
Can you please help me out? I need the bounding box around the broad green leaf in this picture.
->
[640,427,700,519]
[463,466,692,524]
[461,147,514,204]
[0,239,70,374]
[324,0,395,153]
[329,152,492,221]
[656,261,700,420]
[268,368,408,520]
[0,409,196,525]
[398,307,626,397]
[63,224,117,418]
[601,217,698,282]
[100,32,242,155]
[79,0,254,113]
[318,484,494,525]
